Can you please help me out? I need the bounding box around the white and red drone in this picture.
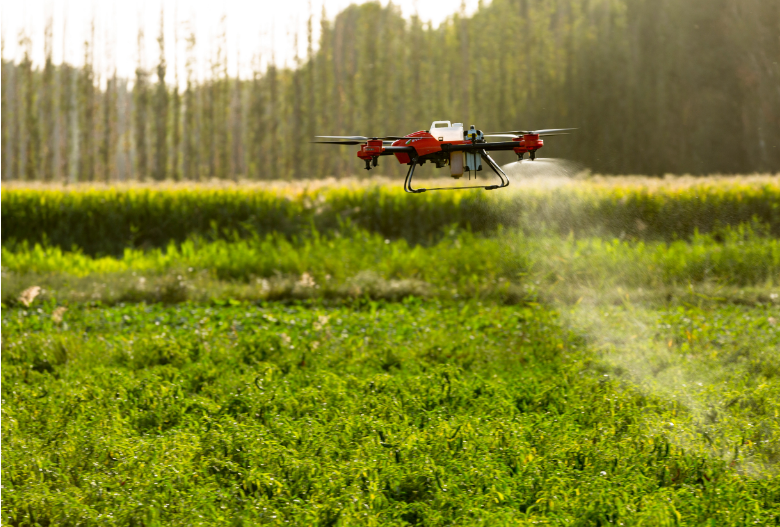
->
[314,121,574,193]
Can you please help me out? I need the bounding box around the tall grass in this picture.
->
[2,228,527,285]
[3,223,778,307]
[1,228,533,305]
[3,178,779,255]
[526,222,780,288]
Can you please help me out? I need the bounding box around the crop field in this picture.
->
[3,176,780,525]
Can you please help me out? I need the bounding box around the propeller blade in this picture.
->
[316,135,408,141]
[316,135,370,140]
[311,140,362,145]
[313,139,399,146]
[486,128,577,135]
[484,134,521,139]
[486,131,530,135]
[531,128,578,135]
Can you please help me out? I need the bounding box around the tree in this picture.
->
[41,17,55,181]
[153,10,169,180]
[134,28,149,181]
[59,17,74,183]
[230,55,243,181]
[305,12,316,177]
[215,17,229,179]
[2,0,779,179]
[267,62,278,179]
[101,69,117,182]
[78,23,95,182]
[1,35,11,180]
[171,20,181,181]
[20,33,40,181]
[248,54,265,180]
[183,30,198,181]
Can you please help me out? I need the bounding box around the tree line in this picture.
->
[2,0,778,182]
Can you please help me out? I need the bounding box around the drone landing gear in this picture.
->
[403,150,509,193]
[364,157,378,170]
[481,152,511,190]
[403,160,422,193]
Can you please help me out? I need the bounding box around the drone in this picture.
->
[314,121,574,193]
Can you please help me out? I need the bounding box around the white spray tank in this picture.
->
[429,121,468,179]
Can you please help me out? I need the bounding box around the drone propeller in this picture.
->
[484,133,571,139]
[311,140,364,145]
[312,139,398,146]
[315,135,408,141]
[486,128,577,136]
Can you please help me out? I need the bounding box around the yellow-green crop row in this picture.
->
[2,177,779,256]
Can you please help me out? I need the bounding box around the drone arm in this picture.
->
[481,142,526,152]
[380,146,417,156]
[443,141,521,152]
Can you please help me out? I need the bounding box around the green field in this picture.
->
[3,178,780,525]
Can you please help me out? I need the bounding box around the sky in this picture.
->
[1,0,481,86]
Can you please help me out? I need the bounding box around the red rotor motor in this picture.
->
[513,134,544,159]
[357,139,385,169]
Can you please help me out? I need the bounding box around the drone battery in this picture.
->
[464,151,482,172]
[450,152,464,178]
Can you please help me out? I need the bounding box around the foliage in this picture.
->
[1,228,530,306]
[2,221,779,309]
[525,221,780,288]
[4,301,779,525]
[3,176,779,523]
[3,179,780,255]
[563,301,780,476]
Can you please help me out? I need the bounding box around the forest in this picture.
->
[2,0,778,182]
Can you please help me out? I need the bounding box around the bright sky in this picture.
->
[1,0,481,86]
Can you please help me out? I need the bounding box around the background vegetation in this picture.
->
[4,178,780,255]
[3,178,780,524]
[2,0,779,183]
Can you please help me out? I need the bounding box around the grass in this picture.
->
[526,221,780,288]
[4,300,779,525]
[3,178,780,524]
[2,222,778,306]
[1,228,531,306]
[3,175,779,255]
[562,302,780,464]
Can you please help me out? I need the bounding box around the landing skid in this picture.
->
[403,150,509,193]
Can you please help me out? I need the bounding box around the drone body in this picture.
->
[315,121,574,193]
